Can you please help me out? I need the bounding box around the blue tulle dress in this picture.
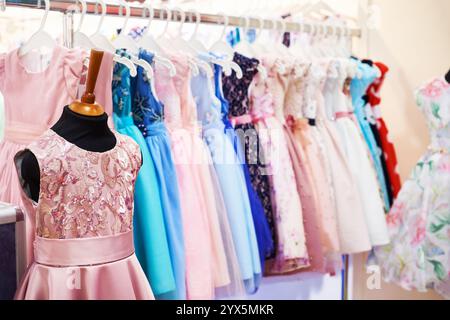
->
[112,54,176,296]
[213,63,274,272]
[191,62,263,293]
[130,49,186,300]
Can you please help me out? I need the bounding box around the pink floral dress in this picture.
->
[375,77,450,299]
[249,56,309,274]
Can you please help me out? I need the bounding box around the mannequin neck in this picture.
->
[51,105,116,152]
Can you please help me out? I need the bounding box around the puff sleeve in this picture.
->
[63,48,87,100]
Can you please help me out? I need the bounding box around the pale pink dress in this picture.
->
[306,60,372,254]
[155,56,232,299]
[170,55,231,290]
[249,56,309,274]
[284,60,340,274]
[14,129,153,300]
[0,46,114,265]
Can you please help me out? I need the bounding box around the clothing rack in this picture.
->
[1,0,356,301]
[3,0,362,38]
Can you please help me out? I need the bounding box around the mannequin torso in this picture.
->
[19,106,117,202]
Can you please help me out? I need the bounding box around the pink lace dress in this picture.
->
[249,56,309,274]
[14,130,153,300]
[284,60,340,274]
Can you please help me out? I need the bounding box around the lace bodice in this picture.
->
[27,130,142,239]
[303,60,328,120]
[222,53,260,117]
[284,61,311,120]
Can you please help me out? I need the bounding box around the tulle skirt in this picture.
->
[168,126,216,300]
[284,122,327,274]
[203,125,261,294]
[143,121,186,300]
[114,117,176,296]
[292,121,342,273]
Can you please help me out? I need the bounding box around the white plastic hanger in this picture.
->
[274,19,291,58]
[18,0,57,57]
[73,0,96,48]
[90,0,115,52]
[249,15,266,53]
[302,0,337,20]
[188,9,208,53]
[288,17,306,60]
[209,13,234,60]
[155,6,174,50]
[138,2,163,54]
[244,16,268,79]
[87,0,136,77]
[138,5,176,77]
[169,7,199,76]
[138,3,174,70]
[209,13,243,79]
[234,16,254,58]
[113,0,138,52]
[301,0,360,27]
[170,7,216,78]
[112,1,154,79]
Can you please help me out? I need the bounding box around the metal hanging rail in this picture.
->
[3,0,362,37]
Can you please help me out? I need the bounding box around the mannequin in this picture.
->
[445,68,450,84]
[17,50,117,202]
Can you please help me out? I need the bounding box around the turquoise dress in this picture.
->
[191,65,262,294]
[351,60,390,211]
[130,50,186,300]
[112,55,176,296]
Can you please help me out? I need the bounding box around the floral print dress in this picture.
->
[375,77,450,299]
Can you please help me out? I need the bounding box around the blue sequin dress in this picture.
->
[191,62,262,294]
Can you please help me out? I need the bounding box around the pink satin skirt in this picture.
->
[15,231,154,300]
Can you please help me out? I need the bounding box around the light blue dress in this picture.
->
[112,55,176,296]
[213,63,273,285]
[191,65,261,294]
[351,60,390,211]
[130,50,186,300]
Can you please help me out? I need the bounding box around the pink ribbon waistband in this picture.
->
[335,111,354,119]
[34,231,135,267]
[4,121,47,145]
[230,114,253,127]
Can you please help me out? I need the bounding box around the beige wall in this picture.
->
[352,0,450,300]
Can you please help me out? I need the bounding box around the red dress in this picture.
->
[367,62,402,199]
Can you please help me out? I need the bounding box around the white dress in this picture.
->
[327,59,389,246]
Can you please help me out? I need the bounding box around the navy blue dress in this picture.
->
[214,62,274,273]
